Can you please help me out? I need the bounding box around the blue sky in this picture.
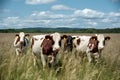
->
[0,0,120,29]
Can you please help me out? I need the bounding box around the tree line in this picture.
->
[0,27,120,33]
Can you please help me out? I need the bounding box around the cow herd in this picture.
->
[13,32,110,69]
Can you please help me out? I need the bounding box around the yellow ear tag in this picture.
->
[47,38,49,40]
[16,36,19,38]
[64,38,66,40]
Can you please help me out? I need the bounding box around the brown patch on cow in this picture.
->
[31,38,34,48]
[77,38,80,45]
[105,36,111,40]
[45,35,52,40]
[88,36,99,53]
[41,35,54,55]
[15,35,20,44]
[91,36,97,40]
[45,35,54,44]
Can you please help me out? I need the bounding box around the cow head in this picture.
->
[61,35,67,49]
[61,35,75,52]
[72,36,80,47]
[41,35,54,55]
[15,32,30,46]
[95,34,110,52]
[66,36,74,45]
[51,32,61,52]
[88,36,99,53]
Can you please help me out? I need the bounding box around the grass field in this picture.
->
[0,33,120,80]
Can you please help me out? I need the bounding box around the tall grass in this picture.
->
[0,33,120,80]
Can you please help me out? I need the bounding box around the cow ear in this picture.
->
[25,34,30,36]
[15,34,19,37]
[105,36,110,40]
[61,35,67,39]
[72,37,75,40]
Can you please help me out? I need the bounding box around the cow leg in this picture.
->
[86,51,92,63]
[16,49,19,56]
[53,54,57,66]
[33,56,37,66]
[40,50,46,69]
[32,52,37,66]
[23,47,27,55]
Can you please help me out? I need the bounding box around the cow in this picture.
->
[61,35,75,52]
[13,32,30,56]
[31,32,61,69]
[73,34,110,62]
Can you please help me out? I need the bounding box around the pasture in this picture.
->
[0,33,120,80]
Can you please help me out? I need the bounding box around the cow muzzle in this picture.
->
[53,47,60,52]
[20,41,24,45]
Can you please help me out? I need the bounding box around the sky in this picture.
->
[0,0,120,29]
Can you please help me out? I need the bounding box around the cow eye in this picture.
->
[59,40,61,47]
[103,40,105,45]
[96,41,99,45]
[52,41,55,45]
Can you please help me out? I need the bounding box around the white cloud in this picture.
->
[109,12,120,17]
[0,9,120,29]
[74,8,105,18]
[30,11,66,19]
[30,11,52,17]
[102,12,120,23]
[87,21,98,26]
[102,18,112,23]
[26,0,57,4]
[0,17,21,29]
[3,17,20,24]
[51,5,76,11]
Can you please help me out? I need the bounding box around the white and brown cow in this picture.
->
[31,32,61,68]
[13,32,30,56]
[73,34,110,62]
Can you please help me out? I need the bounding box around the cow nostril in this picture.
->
[54,48,59,52]
[68,43,71,45]
[20,41,24,45]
